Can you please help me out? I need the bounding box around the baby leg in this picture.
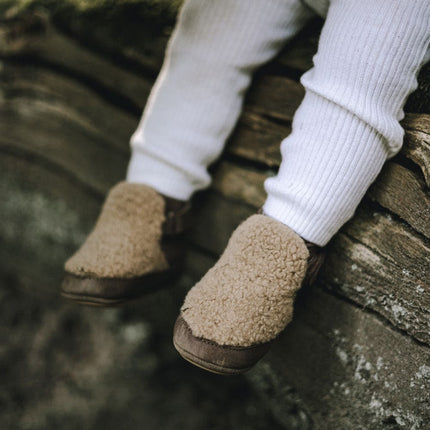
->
[62,0,314,305]
[127,0,314,200]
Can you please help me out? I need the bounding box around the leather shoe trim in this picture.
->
[162,197,193,236]
[61,270,177,306]
[303,240,325,286]
[173,315,271,375]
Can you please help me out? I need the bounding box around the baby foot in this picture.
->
[61,181,191,306]
[173,213,324,374]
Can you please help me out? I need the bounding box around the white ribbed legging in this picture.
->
[127,0,430,246]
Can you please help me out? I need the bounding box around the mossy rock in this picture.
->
[1,0,183,72]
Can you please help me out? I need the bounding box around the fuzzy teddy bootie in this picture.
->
[173,214,325,374]
[61,181,191,306]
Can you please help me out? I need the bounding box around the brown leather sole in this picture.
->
[173,315,271,375]
[61,269,178,307]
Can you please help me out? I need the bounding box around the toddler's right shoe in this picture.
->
[173,213,325,374]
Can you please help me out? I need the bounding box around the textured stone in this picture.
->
[1,3,429,429]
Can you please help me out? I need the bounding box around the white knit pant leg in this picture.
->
[263,0,430,246]
[127,0,313,200]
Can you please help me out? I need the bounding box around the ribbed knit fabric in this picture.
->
[263,0,430,245]
[127,0,313,199]
[263,93,388,245]
[127,0,430,246]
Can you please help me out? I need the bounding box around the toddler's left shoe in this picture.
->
[61,181,191,306]
[173,213,324,375]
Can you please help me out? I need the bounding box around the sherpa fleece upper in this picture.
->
[181,214,309,347]
[65,181,168,278]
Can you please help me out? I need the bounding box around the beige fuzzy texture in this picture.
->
[181,214,309,346]
[65,181,168,278]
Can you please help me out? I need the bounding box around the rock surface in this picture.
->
[0,2,429,429]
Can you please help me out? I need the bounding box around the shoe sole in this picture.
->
[60,292,132,307]
[173,339,252,375]
[61,269,179,307]
[173,315,271,376]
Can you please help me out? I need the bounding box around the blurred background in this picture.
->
[0,1,429,429]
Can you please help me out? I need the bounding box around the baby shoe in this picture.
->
[61,181,192,306]
[173,213,324,374]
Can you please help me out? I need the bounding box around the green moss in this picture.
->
[1,0,182,37]
[0,0,183,73]
[3,0,181,15]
